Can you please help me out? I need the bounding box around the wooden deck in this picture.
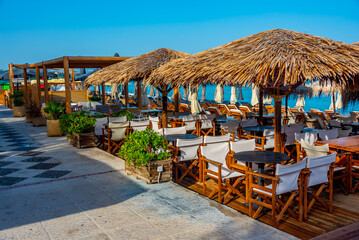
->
[179,177,359,240]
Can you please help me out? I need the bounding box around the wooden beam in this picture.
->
[35,66,41,108]
[273,95,284,153]
[162,90,168,128]
[72,68,75,90]
[259,90,264,126]
[23,68,29,107]
[63,57,71,114]
[124,83,129,108]
[137,81,142,109]
[174,87,179,112]
[43,66,49,103]
[101,83,106,104]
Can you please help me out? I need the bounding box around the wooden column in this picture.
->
[162,90,168,128]
[23,68,29,107]
[273,95,284,153]
[35,66,41,108]
[72,68,75,90]
[101,83,106,104]
[43,66,49,103]
[63,57,71,114]
[8,64,13,94]
[124,83,129,108]
[174,87,179,112]
[259,90,264,126]
[332,91,336,114]
[137,81,142,109]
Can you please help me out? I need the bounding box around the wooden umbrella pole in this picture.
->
[101,83,106,104]
[259,90,264,126]
[137,80,142,109]
[174,87,179,112]
[124,83,129,109]
[332,91,336,114]
[273,94,284,153]
[43,66,49,103]
[23,68,29,107]
[285,95,288,117]
[162,89,168,128]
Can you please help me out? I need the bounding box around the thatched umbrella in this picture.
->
[148,29,359,152]
[85,48,189,126]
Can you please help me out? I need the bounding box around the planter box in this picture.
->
[47,119,63,137]
[68,132,96,148]
[25,116,32,123]
[32,117,47,127]
[125,159,172,184]
[13,106,26,117]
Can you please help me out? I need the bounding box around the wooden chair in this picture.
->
[201,141,246,203]
[318,128,339,141]
[282,123,305,159]
[248,160,306,226]
[265,105,275,114]
[173,137,203,183]
[182,115,200,136]
[109,116,127,123]
[229,109,245,120]
[238,106,252,117]
[102,122,130,153]
[163,126,186,135]
[350,156,359,193]
[294,132,319,162]
[219,122,240,141]
[200,102,209,110]
[130,120,150,132]
[227,104,239,110]
[150,100,162,110]
[199,114,216,136]
[208,107,221,116]
[179,103,190,112]
[94,117,108,148]
[303,153,336,220]
[218,104,231,115]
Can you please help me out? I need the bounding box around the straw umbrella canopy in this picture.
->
[148,29,359,152]
[85,48,189,127]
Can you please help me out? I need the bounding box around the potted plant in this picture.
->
[60,111,97,148]
[119,129,173,184]
[26,100,46,126]
[10,91,25,117]
[43,101,65,137]
[112,110,136,121]
[89,94,101,102]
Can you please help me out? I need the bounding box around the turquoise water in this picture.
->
[97,83,358,115]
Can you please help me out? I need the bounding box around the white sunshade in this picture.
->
[335,91,343,110]
[111,83,119,100]
[142,84,150,107]
[296,94,305,110]
[148,85,155,97]
[188,85,203,114]
[230,86,237,104]
[251,85,259,106]
[263,96,273,105]
[201,85,206,101]
[214,84,224,103]
[238,87,244,101]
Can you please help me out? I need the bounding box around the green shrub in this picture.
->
[43,101,65,120]
[59,111,96,135]
[112,110,135,121]
[10,91,25,106]
[26,99,42,118]
[119,129,171,167]
[89,95,101,102]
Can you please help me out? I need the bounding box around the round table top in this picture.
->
[165,134,199,142]
[233,151,290,164]
[242,126,274,132]
[344,122,359,126]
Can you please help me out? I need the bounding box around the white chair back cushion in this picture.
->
[282,123,305,145]
[199,114,215,129]
[220,122,239,133]
[263,129,275,149]
[176,137,203,161]
[95,117,108,136]
[239,119,257,128]
[78,102,90,111]
[318,128,339,140]
[164,126,186,135]
[204,134,230,148]
[183,115,199,131]
[109,122,129,141]
[201,142,230,171]
[130,120,150,131]
[301,140,329,158]
[230,139,256,153]
[295,132,318,145]
[307,153,336,187]
[275,160,306,195]
[109,116,127,123]
[90,102,101,111]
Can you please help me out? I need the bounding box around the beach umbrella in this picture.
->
[335,91,343,111]
[111,83,119,100]
[188,85,203,114]
[85,48,190,127]
[133,82,138,100]
[296,94,305,110]
[329,92,335,111]
[142,84,150,107]
[201,85,206,101]
[263,96,273,105]
[214,84,224,103]
[148,85,155,97]
[183,86,188,100]
[148,29,359,151]
[238,87,244,101]
[251,85,259,106]
[230,86,237,104]
[155,89,160,98]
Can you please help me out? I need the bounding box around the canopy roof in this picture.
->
[85,48,190,86]
[148,29,359,92]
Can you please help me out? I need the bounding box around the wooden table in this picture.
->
[316,135,359,153]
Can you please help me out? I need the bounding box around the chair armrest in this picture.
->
[247,171,278,181]
[201,157,223,166]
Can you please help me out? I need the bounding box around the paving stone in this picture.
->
[0,168,20,176]
[0,176,27,186]
[0,161,15,167]
[34,170,71,179]
[21,157,52,163]
[28,163,60,170]
[17,151,44,156]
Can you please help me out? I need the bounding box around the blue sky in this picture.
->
[1,0,359,69]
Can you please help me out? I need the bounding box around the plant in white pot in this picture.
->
[43,101,65,137]
[10,91,25,117]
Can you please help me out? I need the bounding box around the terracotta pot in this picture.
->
[47,119,63,137]
[13,106,26,117]
[32,117,47,127]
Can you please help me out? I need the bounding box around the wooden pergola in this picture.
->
[11,56,130,113]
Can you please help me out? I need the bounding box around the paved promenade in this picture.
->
[0,105,296,240]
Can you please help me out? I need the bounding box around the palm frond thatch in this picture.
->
[147,29,359,90]
[85,48,189,86]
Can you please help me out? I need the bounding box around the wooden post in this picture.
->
[259,90,264,126]
[332,91,336,114]
[23,68,29,107]
[43,66,49,103]
[35,66,41,108]
[124,83,129,108]
[8,64,13,94]
[72,68,75,90]
[174,87,179,112]
[101,83,106,104]
[63,57,71,114]
[162,90,168,128]
[137,81,142,109]
[273,95,284,153]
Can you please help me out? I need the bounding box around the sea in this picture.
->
[96,83,358,115]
